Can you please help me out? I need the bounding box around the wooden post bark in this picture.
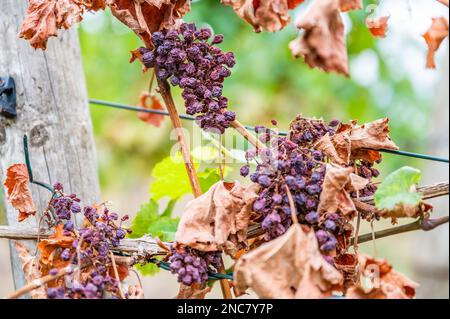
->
[0,0,100,295]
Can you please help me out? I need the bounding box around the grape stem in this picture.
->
[284,184,299,224]
[350,215,449,245]
[110,251,126,299]
[231,120,266,150]
[155,70,232,299]
[155,71,202,198]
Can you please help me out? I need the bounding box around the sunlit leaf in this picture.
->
[374,166,422,210]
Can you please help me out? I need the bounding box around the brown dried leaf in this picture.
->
[137,92,165,127]
[318,165,367,217]
[234,223,343,298]
[19,0,105,50]
[345,173,369,193]
[346,254,418,299]
[221,0,302,33]
[177,284,212,299]
[334,253,359,289]
[4,164,37,222]
[107,0,190,48]
[349,118,399,161]
[380,201,433,224]
[289,0,349,76]
[339,0,362,12]
[366,16,389,38]
[174,181,259,254]
[37,224,75,277]
[288,0,305,9]
[316,119,397,164]
[82,0,107,11]
[423,17,449,69]
[314,132,351,165]
[14,241,47,299]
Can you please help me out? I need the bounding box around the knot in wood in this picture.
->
[29,124,49,147]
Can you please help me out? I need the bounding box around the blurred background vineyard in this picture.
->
[1,0,448,298]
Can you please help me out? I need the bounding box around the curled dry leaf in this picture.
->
[315,118,398,165]
[349,118,399,161]
[137,91,166,127]
[314,132,350,165]
[19,0,105,50]
[289,0,349,76]
[174,181,259,254]
[334,253,359,290]
[37,224,75,278]
[346,254,418,299]
[423,17,449,69]
[4,163,37,222]
[177,284,212,299]
[14,241,47,299]
[107,0,191,48]
[318,164,368,217]
[234,223,343,298]
[380,201,433,224]
[366,16,390,38]
[221,0,304,33]
[339,0,362,12]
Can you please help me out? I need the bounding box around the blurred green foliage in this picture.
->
[78,0,426,198]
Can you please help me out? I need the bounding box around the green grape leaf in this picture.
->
[129,200,179,277]
[128,200,159,238]
[147,216,179,242]
[128,200,179,241]
[374,166,422,210]
[161,199,177,218]
[150,152,228,201]
[135,263,160,276]
[150,153,193,201]
[198,168,222,193]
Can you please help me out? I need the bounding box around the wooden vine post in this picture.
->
[0,0,100,295]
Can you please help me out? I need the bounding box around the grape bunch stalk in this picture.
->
[44,183,131,299]
[136,23,236,133]
[168,247,222,286]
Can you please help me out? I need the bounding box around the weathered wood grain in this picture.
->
[0,0,100,294]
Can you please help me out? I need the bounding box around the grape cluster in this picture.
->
[350,159,380,198]
[46,183,131,299]
[241,127,331,241]
[240,121,357,256]
[289,116,339,147]
[137,23,236,133]
[168,247,222,286]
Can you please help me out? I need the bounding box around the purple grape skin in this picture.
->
[324,220,337,231]
[136,23,235,134]
[45,182,131,299]
[305,211,319,224]
[240,165,250,177]
[315,230,329,244]
[320,238,337,252]
[168,248,221,285]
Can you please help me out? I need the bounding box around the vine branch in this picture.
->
[156,75,202,198]
[155,72,232,299]
[350,216,449,245]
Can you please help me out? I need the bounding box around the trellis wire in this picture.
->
[149,258,234,281]
[88,99,449,164]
